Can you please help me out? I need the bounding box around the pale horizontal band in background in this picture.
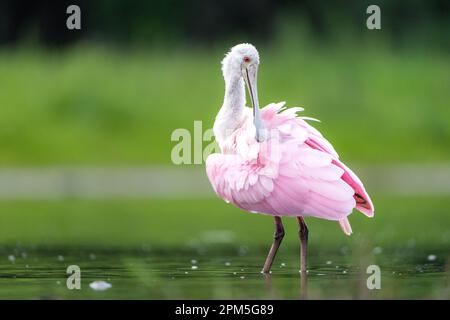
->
[0,165,448,199]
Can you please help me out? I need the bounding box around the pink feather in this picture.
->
[206,103,375,235]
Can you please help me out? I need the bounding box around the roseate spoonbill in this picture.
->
[206,43,374,274]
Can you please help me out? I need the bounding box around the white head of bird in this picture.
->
[214,43,265,147]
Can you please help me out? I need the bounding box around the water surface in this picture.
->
[0,246,447,299]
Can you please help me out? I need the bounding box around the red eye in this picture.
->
[243,56,250,63]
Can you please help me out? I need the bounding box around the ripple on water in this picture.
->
[0,247,447,299]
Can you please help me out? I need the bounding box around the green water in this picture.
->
[0,197,448,299]
[0,246,448,299]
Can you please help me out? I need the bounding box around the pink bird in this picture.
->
[206,43,374,274]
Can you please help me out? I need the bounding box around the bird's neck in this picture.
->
[222,74,245,120]
[214,73,246,147]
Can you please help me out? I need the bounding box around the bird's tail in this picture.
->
[332,160,375,217]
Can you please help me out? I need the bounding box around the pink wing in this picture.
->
[206,102,374,235]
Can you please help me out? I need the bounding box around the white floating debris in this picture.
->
[8,255,15,263]
[280,262,286,267]
[57,255,64,261]
[233,272,237,275]
[326,260,332,265]
[342,270,347,274]
[372,247,383,255]
[191,259,198,265]
[191,265,198,270]
[239,276,245,279]
[427,254,437,261]
[225,262,231,266]
[89,281,112,291]
[184,271,189,274]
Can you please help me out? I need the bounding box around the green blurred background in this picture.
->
[0,0,448,299]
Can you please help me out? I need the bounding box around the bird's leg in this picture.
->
[261,216,284,274]
[297,216,309,274]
